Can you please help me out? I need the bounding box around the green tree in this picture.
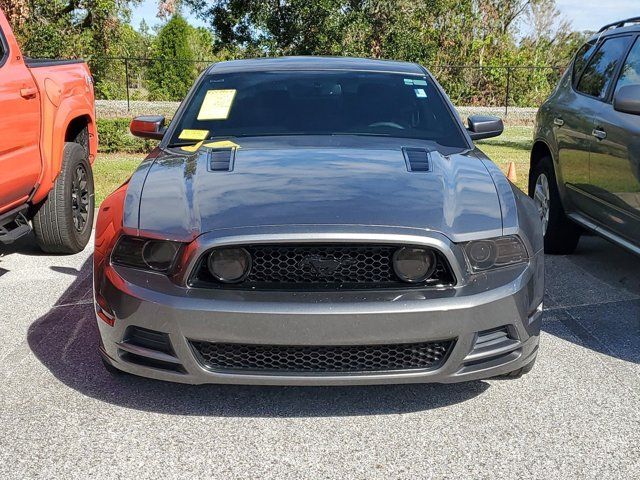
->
[96,23,152,99]
[147,15,198,101]
[0,0,142,94]
[169,0,581,107]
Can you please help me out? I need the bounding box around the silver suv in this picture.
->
[530,17,640,255]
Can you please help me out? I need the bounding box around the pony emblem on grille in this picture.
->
[299,255,356,276]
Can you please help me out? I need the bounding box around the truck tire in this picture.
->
[33,142,95,254]
[529,155,580,255]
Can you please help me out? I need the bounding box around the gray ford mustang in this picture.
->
[94,57,544,385]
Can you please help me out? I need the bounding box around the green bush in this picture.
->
[97,118,157,154]
[95,80,127,101]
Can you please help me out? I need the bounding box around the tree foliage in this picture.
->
[2,0,590,106]
[165,0,586,106]
[0,0,145,97]
[146,15,203,100]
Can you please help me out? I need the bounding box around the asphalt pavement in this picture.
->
[0,233,638,479]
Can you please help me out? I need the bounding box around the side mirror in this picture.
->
[613,85,640,115]
[130,115,167,140]
[467,115,504,141]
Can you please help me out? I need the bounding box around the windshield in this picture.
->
[168,70,467,149]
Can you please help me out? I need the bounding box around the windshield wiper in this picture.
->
[166,140,204,148]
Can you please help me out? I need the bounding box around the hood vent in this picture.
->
[208,148,235,172]
[402,147,431,172]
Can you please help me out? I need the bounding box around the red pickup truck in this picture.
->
[0,9,97,253]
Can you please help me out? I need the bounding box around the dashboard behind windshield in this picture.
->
[168,70,467,149]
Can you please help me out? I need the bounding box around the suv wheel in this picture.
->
[529,155,580,254]
[33,142,95,254]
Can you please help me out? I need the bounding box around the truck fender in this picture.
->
[31,95,97,205]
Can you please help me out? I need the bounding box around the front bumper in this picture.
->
[96,244,543,385]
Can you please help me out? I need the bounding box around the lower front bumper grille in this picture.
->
[190,340,455,374]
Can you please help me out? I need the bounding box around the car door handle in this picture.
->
[554,117,564,127]
[20,87,38,99]
[592,128,607,140]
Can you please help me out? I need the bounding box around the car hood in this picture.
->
[125,136,504,242]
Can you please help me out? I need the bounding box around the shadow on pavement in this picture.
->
[27,256,489,417]
[541,236,640,365]
[0,233,49,258]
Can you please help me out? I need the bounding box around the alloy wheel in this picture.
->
[71,164,90,232]
[534,173,550,235]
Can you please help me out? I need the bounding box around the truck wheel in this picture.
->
[529,155,580,255]
[33,142,95,254]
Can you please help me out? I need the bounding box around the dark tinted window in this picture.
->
[169,70,467,150]
[572,41,597,84]
[0,30,5,62]
[576,36,632,98]
[616,38,640,92]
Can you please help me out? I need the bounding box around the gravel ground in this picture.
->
[96,100,538,125]
[0,234,638,479]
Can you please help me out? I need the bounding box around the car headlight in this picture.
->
[111,236,182,272]
[207,247,252,283]
[393,247,437,283]
[462,235,528,272]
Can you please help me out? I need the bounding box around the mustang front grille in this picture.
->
[189,244,456,290]
[190,340,455,374]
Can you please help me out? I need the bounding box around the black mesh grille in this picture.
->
[190,340,454,373]
[190,244,455,290]
[125,326,173,354]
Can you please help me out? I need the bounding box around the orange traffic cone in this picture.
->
[507,162,517,183]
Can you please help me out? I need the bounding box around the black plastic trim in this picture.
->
[0,26,9,69]
[208,148,236,172]
[24,58,84,68]
[402,147,431,172]
[119,351,185,373]
[598,17,640,33]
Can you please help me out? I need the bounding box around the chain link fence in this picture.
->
[93,57,564,124]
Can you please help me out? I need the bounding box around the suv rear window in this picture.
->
[169,70,468,151]
[572,41,597,84]
[576,36,633,98]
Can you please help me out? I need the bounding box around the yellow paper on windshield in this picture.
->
[197,89,236,120]
[178,129,209,141]
[180,141,204,153]
[203,140,240,149]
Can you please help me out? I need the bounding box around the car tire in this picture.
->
[529,155,580,255]
[33,142,95,254]
[497,357,536,379]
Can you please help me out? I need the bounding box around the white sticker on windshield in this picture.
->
[197,89,237,120]
[405,78,428,86]
[414,88,427,98]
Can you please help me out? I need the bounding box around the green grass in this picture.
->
[476,125,533,192]
[93,126,534,206]
[93,153,142,205]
